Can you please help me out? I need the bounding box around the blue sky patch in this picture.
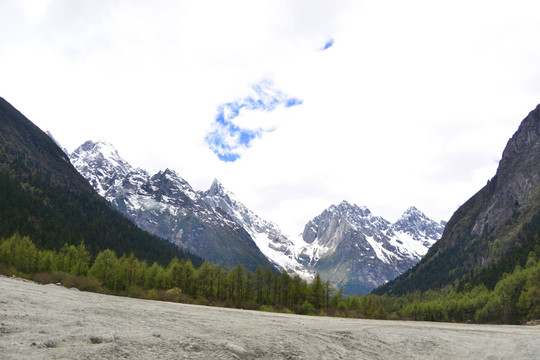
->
[205,81,302,162]
[322,38,334,50]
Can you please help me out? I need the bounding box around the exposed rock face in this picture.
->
[472,105,540,237]
[376,104,540,295]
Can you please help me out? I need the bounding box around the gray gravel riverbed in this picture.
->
[0,276,538,359]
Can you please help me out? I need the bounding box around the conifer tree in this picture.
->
[309,273,324,309]
[90,249,118,288]
[72,241,90,276]
[254,266,263,303]
[38,249,56,273]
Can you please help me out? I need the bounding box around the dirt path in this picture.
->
[0,277,538,359]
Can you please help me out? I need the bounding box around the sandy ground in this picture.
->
[0,277,539,359]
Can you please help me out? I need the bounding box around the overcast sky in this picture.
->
[1,0,540,236]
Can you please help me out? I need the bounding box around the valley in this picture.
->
[2,95,540,325]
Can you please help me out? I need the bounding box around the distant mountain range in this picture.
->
[68,140,444,294]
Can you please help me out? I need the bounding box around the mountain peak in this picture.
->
[160,168,178,177]
[299,199,444,294]
[153,168,195,194]
[72,139,125,167]
[77,139,115,152]
[404,206,420,214]
[69,140,274,271]
[209,178,225,195]
[199,179,303,274]
[69,139,135,197]
[333,200,371,217]
[397,206,430,222]
[392,206,445,245]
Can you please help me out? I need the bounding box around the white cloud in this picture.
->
[204,81,302,162]
[1,0,539,236]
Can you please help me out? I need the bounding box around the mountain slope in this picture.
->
[199,179,307,274]
[297,201,444,295]
[0,97,198,265]
[375,104,540,296]
[69,141,275,271]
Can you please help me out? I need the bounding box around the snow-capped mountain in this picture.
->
[297,201,444,295]
[68,139,445,295]
[69,140,275,271]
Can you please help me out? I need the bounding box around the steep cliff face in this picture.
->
[376,104,540,295]
[436,104,540,258]
[472,105,540,238]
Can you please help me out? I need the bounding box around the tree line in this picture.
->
[1,233,387,316]
[377,251,540,324]
[2,232,538,323]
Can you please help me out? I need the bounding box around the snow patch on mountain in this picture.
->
[364,235,397,265]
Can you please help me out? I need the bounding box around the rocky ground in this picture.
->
[1,276,539,359]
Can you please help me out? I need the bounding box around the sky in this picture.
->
[1,0,540,237]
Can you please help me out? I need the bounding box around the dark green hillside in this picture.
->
[375,104,540,296]
[0,97,200,266]
[173,213,276,271]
